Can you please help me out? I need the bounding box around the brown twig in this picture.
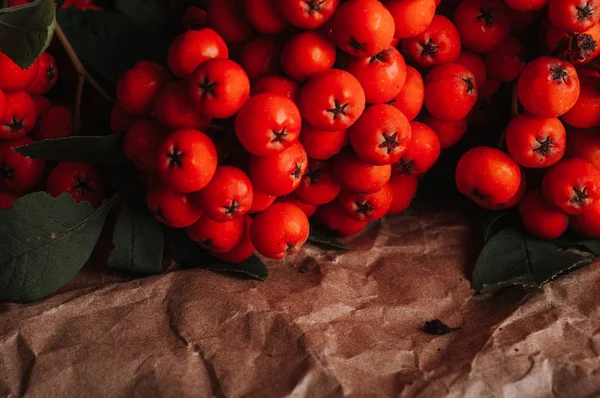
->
[1,0,9,9]
[73,75,85,135]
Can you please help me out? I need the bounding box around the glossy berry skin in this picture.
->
[300,125,348,160]
[456,51,487,88]
[332,0,395,57]
[505,0,548,10]
[388,66,424,121]
[189,59,250,119]
[0,91,37,140]
[294,159,341,205]
[387,173,418,215]
[386,0,436,39]
[0,138,46,193]
[34,106,73,141]
[251,202,309,259]
[346,47,407,104]
[315,203,367,236]
[518,190,569,239]
[562,74,600,128]
[26,53,58,96]
[240,36,281,81]
[349,104,411,165]
[453,0,510,53]
[423,116,468,149]
[572,199,600,238]
[566,127,600,170]
[546,23,600,66]
[549,0,600,32]
[110,103,136,134]
[248,189,277,213]
[180,6,207,31]
[31,95,51,116]
[248,141,308,196]
[517,57,580,118]
[242,0,288,34]
[187,214,246,253]
[146,176,202,228]
[235,93,301,156]
[124,119,168,172]
[394,121,440,175]
[276,0,340,29]
[506,113,566,168]
[211,216,256,264]
[491,173,527,210]
[0,52,38,93]
[192,166,253,221]
[484,36,525,82]
[251,75,300,103]
[542,157,600,215]
[300,69,366,131]
[207,0,255,44]
[116,61,171,115]
[333,149,392,193]
[281,31,336,82]
[277,196,318,217]
[167,29,228,80]
[0,191,19,210]
[157,129,218,193]
[455,146,522,208]
[338,184,393,222]
[424,63,478,121]
[401,15,462,68]
[46,162,104,208]
[154,81,211,131]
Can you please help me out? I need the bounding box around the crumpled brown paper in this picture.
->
[1,205,599,398]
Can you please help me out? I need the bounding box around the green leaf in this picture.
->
[163,227,269,281]
[114,0,179,30]
[14,135,128,165]
[308,224,347,250]
[472,228,593,295]
[0,0,56,68]
[56,9,174,84]
[482,211,519,242]
[108,201,164,275]
[551,232,600,256]
[0,192,118,302]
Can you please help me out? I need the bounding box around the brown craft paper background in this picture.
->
[1,203,600,397]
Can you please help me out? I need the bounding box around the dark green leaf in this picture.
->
[0,192,118,302]
[108,201,163,275]
[472,228,593,295]
[482,211,519,242]
[551,232,600,256]
[114,0,179,30]
[14,135,128,165]
[0,0,56,68]
[163,227,269,281]
[56,9,174,84]
[308,224,347,250]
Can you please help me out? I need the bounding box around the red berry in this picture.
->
[393,121,440,175]
[235,93,301,156]
[239,36,282,82]
[386,0,436,39]
[31,95,51,116]
[572,199,600,238]
[0,138,45,193]
[546,23,600,66]
[251,74,300,103]
[478,78,502,98]
[211,215,256,264]
[562,74,600,128]
[387,66,424,121]
[281,31,336,82]
[157,129,218,193]
[491,173,527,210]
[34,106,72,141]
[300,69,366,131]
[542,157,600,215]
[188,214,246,252]
[207,0,256,44]
[277,196,318,217]
[110,103,136,134]
[0,91,37,140]
[506,113,566,168]
[26,53,58,96]
[0,52,38,93]
[315,203,367,236]
[485,35,525,82]
[423,116,468,148]
[0,191,20,210]
[124,119,168,172]
[46,162,104,207]
[333,149,392,193]
[425,63,478,121]
[242,0,288,34]
[300,125,348,160]
[189,59,250,119]
[346,47,407,104]
[249,141,308,196]
[248,189,277,213]
[192,166,253,221]
[276,0,340,29]
[154,81,212,130]
[456,51,487,88]
[387,173,418,215]
[338,184,393,221]
[517,57,580,118]
[167,28,228,79]
[180,6,208,31]
[146,176,202,228]
[566,127,600,170]
[401,15,461,68]
[250,202,310,259]
[505,0,547,10]
[453,0,510,53]
[518,190,569,239]
[349,104,412,165]
[294,159,341,205]
[116,61,172,115]
[549,0,600,32]
[455,146,522,208]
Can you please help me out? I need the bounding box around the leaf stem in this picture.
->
[74,75,85,135]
